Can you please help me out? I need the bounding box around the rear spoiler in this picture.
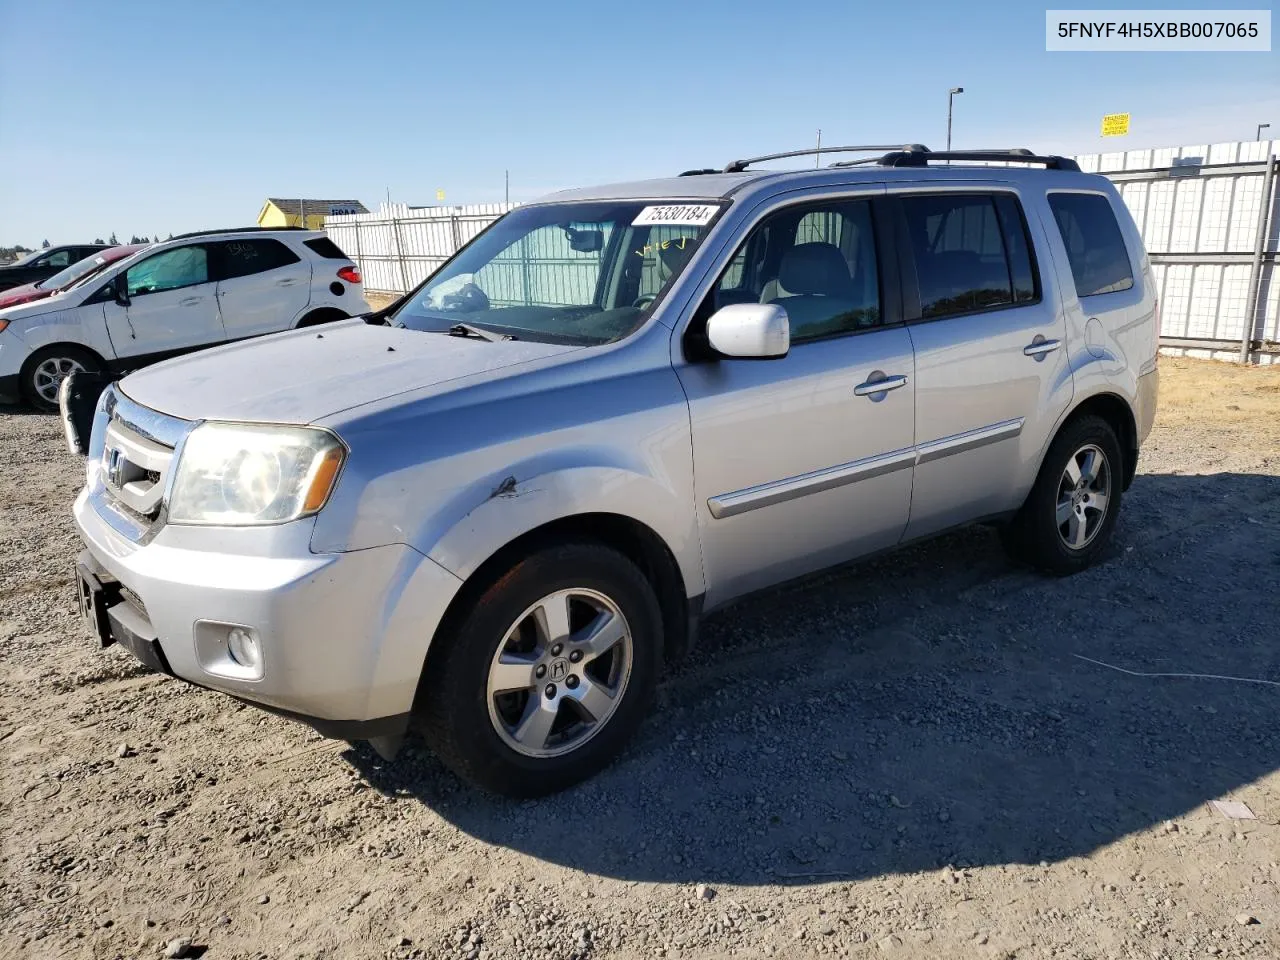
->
[58,370,114,456]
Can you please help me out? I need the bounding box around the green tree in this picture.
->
[41,239,50,248]
[108,232,118,245]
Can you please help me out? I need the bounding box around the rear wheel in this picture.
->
[414,542,663,796]
[1001,415,1123,575]
[21,345,103,412]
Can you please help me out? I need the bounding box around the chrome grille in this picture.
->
[90,387,190,542]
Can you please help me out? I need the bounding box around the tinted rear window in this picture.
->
[217,238,301,280]
[1048,193,1135,297]
[304,237,350,260]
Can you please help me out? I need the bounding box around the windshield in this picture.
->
[390,200,723,345]
[36,252,112,290]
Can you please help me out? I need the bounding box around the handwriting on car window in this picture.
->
[225,242,259,260]
[634,236,692,258]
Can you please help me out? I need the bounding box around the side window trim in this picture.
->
[682,189,901,360]
[889,189,1044,325]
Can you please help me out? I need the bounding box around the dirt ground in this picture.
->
[2,356,1279,960]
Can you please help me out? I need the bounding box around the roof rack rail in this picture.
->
[723,144,930,173]
[679,168,721,177]
[877,147,1080,172]
[168,226,310,242]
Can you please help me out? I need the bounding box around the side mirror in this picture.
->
[705,303,790,359]
[112,282,129,306]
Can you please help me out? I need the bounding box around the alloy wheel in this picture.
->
[486,587,633,758]
[1056,443,1111,550]
[32,356,85,406]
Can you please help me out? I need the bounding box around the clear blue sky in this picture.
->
[0,0,1275,246]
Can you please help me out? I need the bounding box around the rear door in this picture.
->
[894,186,1073,540]
[101,243,225,361]
[211,238,312,339]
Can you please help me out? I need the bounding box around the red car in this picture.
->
[0,244,146,310]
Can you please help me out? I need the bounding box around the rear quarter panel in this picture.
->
[1033,174,1154,430]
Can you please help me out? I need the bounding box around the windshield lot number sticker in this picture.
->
[632,205,718,227]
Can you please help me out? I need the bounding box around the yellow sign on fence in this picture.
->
[1101,113,1130,137]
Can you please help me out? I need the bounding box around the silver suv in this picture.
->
[68,146,1158,796]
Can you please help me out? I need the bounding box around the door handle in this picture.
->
[1023,338,1061,359]
[276,278,298,286]
[180,296,203,306]
[854,373,909,397]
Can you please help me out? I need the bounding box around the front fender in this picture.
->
[424,460,704,598]
[14,305,114,360]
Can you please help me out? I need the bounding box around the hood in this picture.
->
[118,320,580,423]
[0,282,51,309]
[0,294,70,320]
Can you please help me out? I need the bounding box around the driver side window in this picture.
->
[705,199,882,343]
[41,250,71,268]
[126,245,209,298]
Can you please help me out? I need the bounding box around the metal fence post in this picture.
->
[391,215,410,294]
[353,220,364,286]
[1241,153,1277,363]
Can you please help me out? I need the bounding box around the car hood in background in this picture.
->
[0,294,71,320]
[118,320,581,424]
[0,281,53,309]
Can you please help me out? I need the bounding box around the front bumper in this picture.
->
[0,373,19,405]
[72,487,464,738]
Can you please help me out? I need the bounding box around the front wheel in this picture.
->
[1000,415,1123,576]
[21,345,103,412]
[414,542,663,796]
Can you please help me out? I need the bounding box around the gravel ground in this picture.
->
[2,356,1279,960]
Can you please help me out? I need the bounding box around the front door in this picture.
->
[102,243,225,362]
[893,188,1073,540]
[676,193,917,607]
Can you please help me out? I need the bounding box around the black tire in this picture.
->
[20,345,104,412]
[1000,414,1124,576]
[414,542,663,797]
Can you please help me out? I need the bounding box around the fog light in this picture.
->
[227,627,261,670]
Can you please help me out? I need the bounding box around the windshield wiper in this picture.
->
[448,322,515,342]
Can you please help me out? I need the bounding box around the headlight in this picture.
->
[168,423,345,526]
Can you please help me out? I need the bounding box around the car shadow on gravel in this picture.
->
[350,471,1280,887]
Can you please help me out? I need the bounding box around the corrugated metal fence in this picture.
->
[326,140,1279,363]
[1077,140,1278,364]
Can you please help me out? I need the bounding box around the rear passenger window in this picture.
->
[304,237,350,260]
[1048,193,1135,297]
[903,194,1035,319]
[217,239,302,280]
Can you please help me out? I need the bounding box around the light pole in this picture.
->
[1258,123,1271,141]
[947,87,964,151]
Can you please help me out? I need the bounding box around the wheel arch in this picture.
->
[420,512,693,692]
[1061,391,1139,490]
[295,307,349,328]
